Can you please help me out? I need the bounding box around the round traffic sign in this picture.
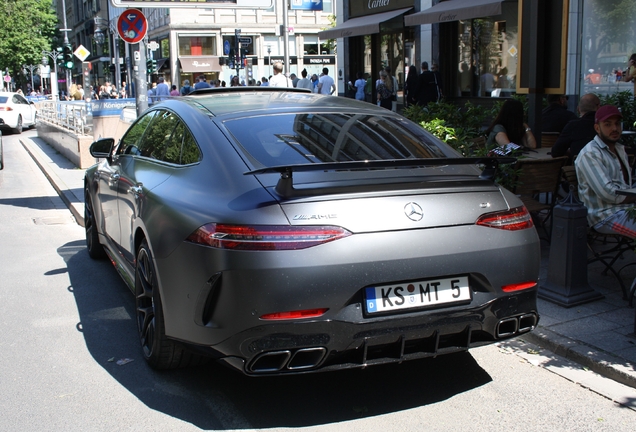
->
[117,9,147,44]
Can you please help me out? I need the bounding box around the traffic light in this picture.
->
[146,58,157,74]
[62,44,74,70]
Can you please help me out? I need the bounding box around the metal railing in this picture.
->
[36,100,92,136]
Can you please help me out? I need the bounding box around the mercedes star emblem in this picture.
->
[404,202,424,221]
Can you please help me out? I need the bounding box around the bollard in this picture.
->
[539,188,604,307]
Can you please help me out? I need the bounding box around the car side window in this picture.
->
[180,128,201,165]
[137,110,179,160]
[117,111,157,156]
[161,121,201,165]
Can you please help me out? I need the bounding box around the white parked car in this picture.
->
[0,92,37,133]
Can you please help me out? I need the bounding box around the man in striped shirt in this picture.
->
[575,105,636,237]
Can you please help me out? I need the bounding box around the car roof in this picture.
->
[178,87,387,118]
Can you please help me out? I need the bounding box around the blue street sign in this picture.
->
[224,40,231,55]
[290,0,323,11]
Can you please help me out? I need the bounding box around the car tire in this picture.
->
[12,115,22,134]
[135,239,208,370]
[0,135,3,170]
[84,189,106,259]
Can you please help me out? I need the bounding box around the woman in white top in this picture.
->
[296,69,313,90]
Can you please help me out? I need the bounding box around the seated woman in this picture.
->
[486,99,537,150]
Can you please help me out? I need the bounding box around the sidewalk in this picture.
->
[21,135,86,227]
[20,134,636,390]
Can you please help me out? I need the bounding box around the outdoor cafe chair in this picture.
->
[540,132,559,149]
[512,156,568,239]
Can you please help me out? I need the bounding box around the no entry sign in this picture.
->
[117,9,147,44]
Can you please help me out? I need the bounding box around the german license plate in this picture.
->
[365,276,471,314]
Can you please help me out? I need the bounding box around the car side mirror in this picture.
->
[90,138,115,162]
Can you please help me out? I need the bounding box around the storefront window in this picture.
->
[304,36,319,55]
[452,5,518,98]
[380,15,406,92]
[160,39,169,59]
[581,0,636,96]
[178,36,216,56]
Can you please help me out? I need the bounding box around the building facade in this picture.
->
[57,0,336,93]
[145,2,335,87]
[56,0,636,105]
[324,0,636,106]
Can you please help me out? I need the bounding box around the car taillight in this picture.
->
[186,224,351,250]
[475,206,534,231]
[0,107,12,111]
[502,281,537,292]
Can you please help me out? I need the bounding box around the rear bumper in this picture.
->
[154,224,540,374]
[210,289,539,375]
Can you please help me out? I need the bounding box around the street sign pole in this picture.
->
[114,36,122,92]
[117,9,148,115]
[135,43,148,116]
[235,29,241,82]
[283,0,290,77]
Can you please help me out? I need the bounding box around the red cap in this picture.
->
[595,105,622,123]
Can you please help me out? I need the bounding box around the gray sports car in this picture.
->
[84,87,540,375]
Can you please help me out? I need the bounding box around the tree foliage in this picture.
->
[584,0,636,70]
[0,0,57,76]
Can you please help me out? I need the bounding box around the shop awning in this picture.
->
[156,58,168,71]
[178,56,222,73]
[318,8,412,40]
[405,0,507,27]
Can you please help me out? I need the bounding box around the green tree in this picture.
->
[584,0,636,70]
[0,0,57,79]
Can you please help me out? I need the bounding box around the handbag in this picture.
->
[379,84,392,100]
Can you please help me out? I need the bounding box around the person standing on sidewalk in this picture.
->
[417,62,436,106]
[268,62,293,87]
[317,68,336,95]
[296,69,312,90]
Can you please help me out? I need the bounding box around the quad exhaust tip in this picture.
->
[496,313,537,338]
[249,347,327,373]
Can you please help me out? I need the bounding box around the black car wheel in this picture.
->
[135,239,207,369]
[12,115,22,134]
[84,189,106,259]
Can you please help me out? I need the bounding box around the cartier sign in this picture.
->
[349,0,412,18]
[439,13,457,22]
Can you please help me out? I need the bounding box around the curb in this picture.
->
[521,327,636,390]
[20,138,85,227]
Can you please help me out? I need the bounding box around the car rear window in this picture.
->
[224,113,451,167]
[0,97,8,104]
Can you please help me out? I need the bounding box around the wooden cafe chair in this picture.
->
[511,156,568,239]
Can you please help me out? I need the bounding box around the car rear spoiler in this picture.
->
[245,157,516,199]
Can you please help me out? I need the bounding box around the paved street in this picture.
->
[1,130,636,431]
